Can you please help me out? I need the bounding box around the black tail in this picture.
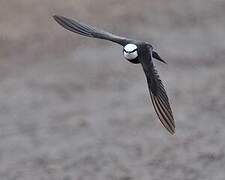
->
[152,51,167,64]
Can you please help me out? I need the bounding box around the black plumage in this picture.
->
[53,15,175,134]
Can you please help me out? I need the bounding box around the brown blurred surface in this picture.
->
[1,0,225,180]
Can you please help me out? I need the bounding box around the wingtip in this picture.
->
[53,15,63,21]
[53,15,68,22]
[162,121,175,135]
[165,119,175,135]
[53,15,60,23]
[168,127,175,135]
[53,15,58,20]
[150,93,175,135]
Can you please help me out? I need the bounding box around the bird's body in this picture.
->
[53,15,175,134]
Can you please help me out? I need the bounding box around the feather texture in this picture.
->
[53,15,129,46]
[140,47,175,134]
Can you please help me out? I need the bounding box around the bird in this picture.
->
[53,15,175,135]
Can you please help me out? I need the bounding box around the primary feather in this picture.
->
[140,48,175,134]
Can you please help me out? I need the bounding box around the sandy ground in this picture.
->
[1,0,225,180]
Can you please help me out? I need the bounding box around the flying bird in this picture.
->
[53,15,175,134]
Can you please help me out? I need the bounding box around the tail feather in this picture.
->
[152,51,167,64]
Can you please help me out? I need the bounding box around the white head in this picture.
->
[123,44,138,60]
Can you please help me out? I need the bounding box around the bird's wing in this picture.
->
[140,49,175,134]
[53,15,130,46]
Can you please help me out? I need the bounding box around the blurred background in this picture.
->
[1,0,225,179]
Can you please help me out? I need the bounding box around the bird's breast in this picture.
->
[126,57,140,64]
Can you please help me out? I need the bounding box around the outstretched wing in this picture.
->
[140,48,175,134]
[53,15,130,46]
